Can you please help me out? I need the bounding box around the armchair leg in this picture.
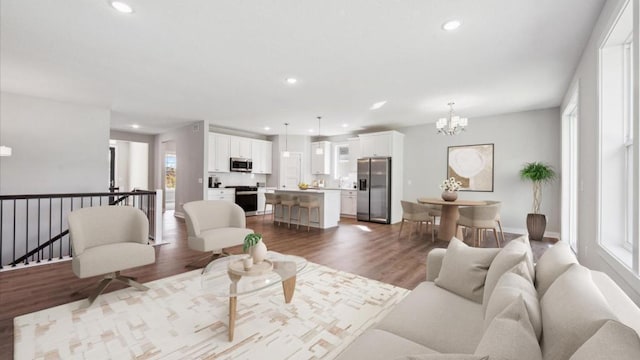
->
[185,251,231,269]
[80,271,150,308]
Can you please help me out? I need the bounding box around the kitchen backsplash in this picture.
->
[209,172,267,187]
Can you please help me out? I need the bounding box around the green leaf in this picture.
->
[243,233,262,253]
[519,162,557,183]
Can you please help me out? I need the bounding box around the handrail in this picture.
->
[0,189,163,270]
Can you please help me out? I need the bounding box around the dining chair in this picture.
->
[484,200,506,244]
[417,200,441,239]
[455,202,502,247]
[399,200,435,241]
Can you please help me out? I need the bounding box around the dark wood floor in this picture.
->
[0,212,556,355]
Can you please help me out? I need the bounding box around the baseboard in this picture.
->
[174,211,184,219]
[502,227,559,240]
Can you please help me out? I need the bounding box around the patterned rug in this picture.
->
[14,263,410,360]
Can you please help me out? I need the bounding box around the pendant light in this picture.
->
[283,123,290,158]
[0,145,12,157]
[315,116,324,155]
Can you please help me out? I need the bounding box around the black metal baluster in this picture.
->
[0,199,3,269]
[24,199,29,265]
[12,199,16,267]
[59,198,63,259]
[48,198,52,261]
[37,199,41,263]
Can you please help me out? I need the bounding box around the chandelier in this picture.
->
[436,102,468,135]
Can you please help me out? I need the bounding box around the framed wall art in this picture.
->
[447,143,494,192]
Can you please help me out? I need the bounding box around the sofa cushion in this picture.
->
[434,237,500,304]
[475,296,542,360]
[535,241,577,297]
[401,355,488,360]
[540,264,616,360]
[569,320,640,360]
[591,271,640,334]
[484,262,541,340]
[482,237,534,312]
[376,281,485,354]
[335,328,437,360]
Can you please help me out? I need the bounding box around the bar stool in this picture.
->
[263,193,281,223]
[279,194,299,228]
[296,195,320,231]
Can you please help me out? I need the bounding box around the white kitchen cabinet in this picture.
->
[348,137,360,173]
[340,190,357,216]
[359,132,392,157]
[208,133,230,172]
[230,136,252,158]
[311,141,331,175]
[251,139,273,174]
[207,188,235,202]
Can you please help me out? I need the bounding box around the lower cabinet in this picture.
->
[207,188,235,202]
[340,190,357,216]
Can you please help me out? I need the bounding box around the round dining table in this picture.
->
[417,198,487,242]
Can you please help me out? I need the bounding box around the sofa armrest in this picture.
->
[426,248,447,281]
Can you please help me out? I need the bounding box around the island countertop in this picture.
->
[273,188,341,228]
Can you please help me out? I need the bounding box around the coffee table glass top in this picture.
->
[201,251,308,297]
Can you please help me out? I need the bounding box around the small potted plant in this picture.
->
[519,162,557,241]
[440,177,462,201]
[243,233,267,264]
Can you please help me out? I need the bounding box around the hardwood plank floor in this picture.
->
[0,212,556,356]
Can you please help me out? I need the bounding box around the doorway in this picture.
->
[162,141,177,212]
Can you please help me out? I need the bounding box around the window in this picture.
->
[598,0,636,271]
[334,143,350,180]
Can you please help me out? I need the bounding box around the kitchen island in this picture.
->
[273,189,341,229]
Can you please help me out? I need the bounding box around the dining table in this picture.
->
[417,198,487,242]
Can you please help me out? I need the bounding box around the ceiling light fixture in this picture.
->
[109,1,134,14]
[0,145,12,157]
[286,78,297,84]
[264,126,271,131]
[436,102,468,135]
[371,100,387,110]
[342,123,349,128]
[131,124,140,129]
[442,20,461,31]
[283,123,290,158]
[315,116,324,155]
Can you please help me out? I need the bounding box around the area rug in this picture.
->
[14,263,410,360]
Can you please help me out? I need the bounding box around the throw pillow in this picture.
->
[507,235,535,276]
[569,319,640,360]
[474,295,542,360]
[535,241,578,297]
[484,262,542,340]
[434,237,500,303]
[482,238,534,312]
[540,264,616,360]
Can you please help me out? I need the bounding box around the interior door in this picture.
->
[281,152,302,189]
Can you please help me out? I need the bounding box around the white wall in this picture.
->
[399,107,562,235]
[115,141,130,192]
[128,142,149,190]
[561,0,640,304]
[155,121,206,216]
[0,92,110,194]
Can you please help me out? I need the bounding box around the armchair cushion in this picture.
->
[188,227,253,252]
[434,238,499,303]
[72,242,155,278]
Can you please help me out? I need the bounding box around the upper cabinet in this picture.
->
[359,132,392,157]
[208,133,231,172]
[348,137,360,172]
[251,139,272,174]
[311,141,331,175]
[229,136,252,158]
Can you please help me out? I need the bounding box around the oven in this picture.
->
[226,186,258,215]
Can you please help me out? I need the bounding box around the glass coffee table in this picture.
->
[201,251,308,341]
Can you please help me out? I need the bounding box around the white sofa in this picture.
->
[336,238,640,359]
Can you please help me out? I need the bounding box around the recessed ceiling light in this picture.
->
[308,129,314,133]
[109,1,134,14]
[442,20,461,31]
[285,78,297,84]
[131,124,140,129]
[342,123,349,128]
[371,101,387,110]
[264,126,271,131]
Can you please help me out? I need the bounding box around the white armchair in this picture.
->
[68,205,156,307]
[183,200,253,264]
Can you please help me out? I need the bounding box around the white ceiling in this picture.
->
[0,0,605,136]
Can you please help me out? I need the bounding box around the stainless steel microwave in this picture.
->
[230,157,252,172]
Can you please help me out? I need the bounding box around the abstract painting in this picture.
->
[447,143,494,191]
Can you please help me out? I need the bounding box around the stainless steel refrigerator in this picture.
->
[357,157,392,224]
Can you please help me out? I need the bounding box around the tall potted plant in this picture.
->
[519,162,556,241]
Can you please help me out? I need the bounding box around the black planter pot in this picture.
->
[526,213,546,241]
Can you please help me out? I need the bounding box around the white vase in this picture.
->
[251,240,267,264]
[243,256,254,271]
